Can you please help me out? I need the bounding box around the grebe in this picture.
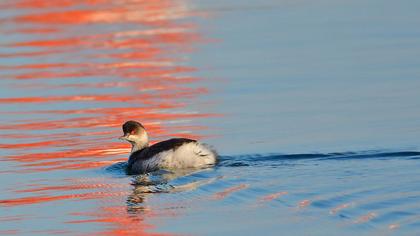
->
[119,120,217,174]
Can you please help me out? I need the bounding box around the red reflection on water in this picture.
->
[389,224,400,230]
[29,230,73,235]
[69,206,169,236]
[212,184,249,200]
[12,27,59,34]
[0,140,67,149]
[0,90,206,103]
[0,0,75,9]
[0,195,81,207]
[0,111,213,131]
[330,202,353,215]
[15,182,126,194]
[0,50,64,58]
[2,178,129,205]
[0,191,130,207]
[258,191,288,202]
[0,0,215,235]
[0,63,76,70]
[298,199,311,209]
[0,215,26,222]
[9,0,194,26]
[0,230,18,235]
[354,212,378,224]
[11,37,84,48]
[0,0,217,235]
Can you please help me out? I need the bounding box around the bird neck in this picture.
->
[131,142,148,153]
[130,131,149,153]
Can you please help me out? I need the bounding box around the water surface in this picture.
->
[1,0,420,235]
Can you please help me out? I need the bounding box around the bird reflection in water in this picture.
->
[126,168,219,215]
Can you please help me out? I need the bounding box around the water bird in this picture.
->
[119,120,217,174]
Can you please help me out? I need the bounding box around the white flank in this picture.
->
[130,142,217,173]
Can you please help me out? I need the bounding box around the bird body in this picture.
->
[119,121,217,174]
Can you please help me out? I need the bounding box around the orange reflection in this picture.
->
[329,202,353,215]
[0,0,216,235]
[0,0,75,9]
[0,191,130,207]
[0,230,18,235]
[10,0,194,26]
[0,215,27,222]
[0,49,64,58]
[212,184,249,200]
[258,191,288,202]
[298,199,311,209]
[389,224,400,230]
[68,206,169,236]
[354,212,378,224]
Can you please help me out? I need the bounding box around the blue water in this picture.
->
[1,0,420,235]
[194,0,420,154]
[146,151,420,235]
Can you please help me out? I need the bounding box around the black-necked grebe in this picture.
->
[119,120,217,174]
